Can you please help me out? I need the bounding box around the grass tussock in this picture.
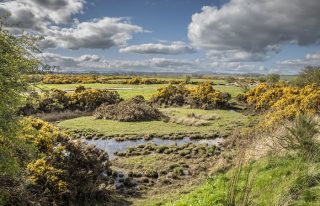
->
[169,116,210,126]
[167,112,220,127]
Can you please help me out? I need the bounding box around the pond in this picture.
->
[85,137,224,159]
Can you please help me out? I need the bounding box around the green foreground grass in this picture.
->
[37,83,243,99]
[165,155,320,206]
[58,108,249,136]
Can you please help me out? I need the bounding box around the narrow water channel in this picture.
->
[85,137,224,159]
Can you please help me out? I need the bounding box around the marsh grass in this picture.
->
[58,108,248,136]
[33,110,91,122]
[277,115,320,162]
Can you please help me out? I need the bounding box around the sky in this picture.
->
[1,0,320,74]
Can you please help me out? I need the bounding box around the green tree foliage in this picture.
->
[185,75,191,84]
[0,25,39,134]
[0,23,39,204]
[266,73,280,83]
[292,66,320,87]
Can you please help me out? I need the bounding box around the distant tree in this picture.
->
[292,66,320,87]
[185,75,191,84]
[226,76,236,83]
[258,76,267,82]
[266,73,280,83]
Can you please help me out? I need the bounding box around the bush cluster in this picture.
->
[125,77,168,84]
[151,83,231,109]
[95,95,163,122]
[151,84,190,106]
[34,74,188,85]
[21,86,121,114]
[188,83,231,109]
[41,74,130,84]
[238,83,320,124]
[290,66,320,87]
[20,117,112,205]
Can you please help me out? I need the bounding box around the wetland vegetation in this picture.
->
[2,23,320,206]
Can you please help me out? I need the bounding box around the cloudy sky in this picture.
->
[1,0,320,74]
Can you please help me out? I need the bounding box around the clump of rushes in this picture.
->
[94,95,165,122]
[114,142,217,158]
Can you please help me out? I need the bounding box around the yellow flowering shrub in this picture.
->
[21,117,63,153]
[151,84,190,106]
[188,83,231,109]
[21,117,112,204]
[21,87,121,114]
[27,158,67,193]
[239,83,320,125]
[152,83,231,109]
[67,88,121,111]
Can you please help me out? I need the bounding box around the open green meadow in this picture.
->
[37,83,243,99]
[58,108,249,137]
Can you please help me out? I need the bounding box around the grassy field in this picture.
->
[37,83,243,99]
[164,155,320,206]
[58,108,249,136]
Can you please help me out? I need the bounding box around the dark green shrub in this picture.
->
[95,95,163,122]
[291,66,320,87]
[280,115,320,162]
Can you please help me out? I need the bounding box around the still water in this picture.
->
[85,137,224,159]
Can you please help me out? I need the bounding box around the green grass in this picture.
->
[165,155,320,206]
[58,108,248,136]
[37,83,243,99]
[37,83,162,100]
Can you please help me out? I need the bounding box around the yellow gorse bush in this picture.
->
[21,117,62,153]
[27,158,68,193]
[152,83,231,109]
[239,83,320,125]
[21,117,69,193]
[21,87,121,114]
[188,82,231,109]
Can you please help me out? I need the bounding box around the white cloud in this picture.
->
[78,54,100,62]
[39,52,272,74]
[39,17,143,50]
[188,0,320,57]
[277,52,320,68]
[207,50,268,62]
[0,1,144,50]
[0,0,85,31]
[119,41,195,55]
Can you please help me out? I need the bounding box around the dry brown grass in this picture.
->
[169,116,211,126]
[33,110,91,122]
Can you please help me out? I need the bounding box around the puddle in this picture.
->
[85,137,224,159]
